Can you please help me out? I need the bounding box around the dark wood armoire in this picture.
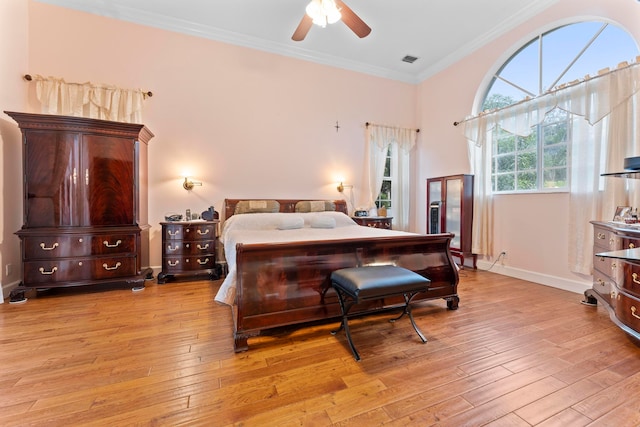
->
[5,111,154,302]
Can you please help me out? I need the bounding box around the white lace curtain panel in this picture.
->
[30,75,150,123]
[457,59,640,274]
[362,124,418,231]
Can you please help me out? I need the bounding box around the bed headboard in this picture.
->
[224,199,348,220]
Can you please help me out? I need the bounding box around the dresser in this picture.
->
[585,221,640,341]
[351,216,393,229]
[157,220,220,283]
[6,111,153,302]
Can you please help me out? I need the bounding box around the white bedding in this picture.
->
[214,211,416,306]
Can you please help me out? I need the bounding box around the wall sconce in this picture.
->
[183,177,202,191]
[337,182,353,193]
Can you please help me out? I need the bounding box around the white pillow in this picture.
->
[276,215,304,230]
[310,216,336,229]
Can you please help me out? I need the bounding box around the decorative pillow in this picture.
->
[276,215,304,230]
[310,216,337,229]
[295,200,336,213]
[234,200,280,214]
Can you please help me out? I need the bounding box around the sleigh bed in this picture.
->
[215,198,460,352]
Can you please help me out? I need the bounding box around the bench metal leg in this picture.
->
[331,286,361,361]
[389,291,427,343]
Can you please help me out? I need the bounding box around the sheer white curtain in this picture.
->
[362,124,418,231]
[460,61,640,273]
[32,75,147,123]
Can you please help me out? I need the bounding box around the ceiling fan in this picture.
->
[292,0,372,42]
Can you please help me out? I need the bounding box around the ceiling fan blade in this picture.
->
[292,14,313,41]
[336,0,371,38]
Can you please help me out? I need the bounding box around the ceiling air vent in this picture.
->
[402,55,418,64]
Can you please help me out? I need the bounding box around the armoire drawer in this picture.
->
[23,234,136,259]
[24,256,137,284]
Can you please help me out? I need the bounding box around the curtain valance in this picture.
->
[458,59,640,146]
[31,75,150,123]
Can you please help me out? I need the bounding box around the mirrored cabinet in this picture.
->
[427,174,476,268]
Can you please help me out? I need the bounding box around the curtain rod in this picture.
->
[453,57,640,127]
[23,74,153,98]
[366,121,419,132]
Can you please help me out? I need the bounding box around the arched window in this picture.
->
[481,21,639,193]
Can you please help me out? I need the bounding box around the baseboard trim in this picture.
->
[475,260,591,295]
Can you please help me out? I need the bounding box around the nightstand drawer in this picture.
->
[164,239,215,255]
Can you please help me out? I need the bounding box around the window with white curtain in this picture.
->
[482,21,638,194]
[375,145,393,212]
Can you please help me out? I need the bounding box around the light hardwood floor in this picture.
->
[1,269,640,426]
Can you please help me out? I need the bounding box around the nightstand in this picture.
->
[352,216,393,230]
[157,220,220,283]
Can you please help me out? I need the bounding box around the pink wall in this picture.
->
[3,0,638,295]
[417,0,640,290]
[25,1,416,269]
[0,0,29,299]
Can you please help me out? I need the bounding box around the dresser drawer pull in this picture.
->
[633,273,640,285]
[197,243,210,250]
[102,262,122,271]
[597,232,606,239]
[168,230,180,237]
[38,266,58,275]
[103,239,122,248]
[39,242,59,251]
[596,278,605,285]
[168,260,180,267]
[197,258,210,265]
[197,229,211,235]
[630,243,636,249]
[610,237,616,246]
[167,245,179,251]
[611,291,616,300]
[632,306,640,320]
[611,263,617,269]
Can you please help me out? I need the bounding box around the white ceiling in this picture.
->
[36,0,560,84]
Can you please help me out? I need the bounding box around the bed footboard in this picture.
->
[232,233,459,352]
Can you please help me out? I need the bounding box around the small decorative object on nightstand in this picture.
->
[157,220,220,284]
[352,216,393,230]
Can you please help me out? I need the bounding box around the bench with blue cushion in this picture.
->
[330,265,431,361]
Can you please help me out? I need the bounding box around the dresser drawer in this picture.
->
[593,227,621,251]
[593,253,622,283]
[592,269,613,304]
[164,239,215,256]
[164,223,216,240]
[615,291,640,333]
[162,255,216,274]
[23,234,136,259]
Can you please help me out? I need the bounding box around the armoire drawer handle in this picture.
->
[633,273,640,285]
[40,242,59,251]
[631,306,640,320]
[197,258,210,265]
[168,260,180,267]
[103,239,122,248]
[167,245,179,251]
[197,243,209,250]
[102,262,122,271]
[38,266,58,275]
[168,230,180,237]
[197,229,211,235]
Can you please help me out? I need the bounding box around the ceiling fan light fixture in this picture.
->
[306,0,342,28]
